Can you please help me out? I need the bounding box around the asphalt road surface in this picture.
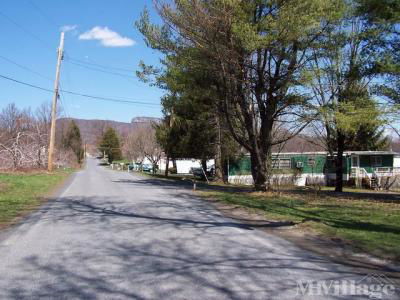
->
[0,159,397,299]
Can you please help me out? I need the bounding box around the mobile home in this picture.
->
[228,151,400,188]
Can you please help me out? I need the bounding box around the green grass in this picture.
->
[111,159,130,164]
[0,169,73,227]
[200,190,400,261]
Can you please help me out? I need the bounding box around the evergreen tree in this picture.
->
[137,0,343,190]
[346,99,389,151]
[63,120,83,164]
[144,50,239,181]
[307,0,396,191]
[361,0,400,107]
[98,127,122,163]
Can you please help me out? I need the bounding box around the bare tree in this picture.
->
[0,102,64,170]
[0,104,31,169]
[123,125,163,173]
[31,102,52,167]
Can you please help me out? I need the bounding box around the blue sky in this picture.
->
[0,0,163,122]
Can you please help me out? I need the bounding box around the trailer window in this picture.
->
[280,159,291,169]
[371,156,382,167]
[272,158,291,169]
[351,156,359,167]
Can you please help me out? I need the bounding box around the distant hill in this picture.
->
[57,117,395,156]
[57,117,160,152]
[276,134,325,153]
[57,117,324,154]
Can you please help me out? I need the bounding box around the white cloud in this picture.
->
[79,26,135,47]
[60,25,78,33]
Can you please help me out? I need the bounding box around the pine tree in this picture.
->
[307,0,396,191]
[360,0,400,107]
[63,120,83,164]
[346,99,389,151]
[137,0,343,190]
[98,127,122,163]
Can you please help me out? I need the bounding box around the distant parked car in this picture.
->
[190,167,203,177]
[142,164,153,172]
[128,163,142,171]
[190,165,215,179]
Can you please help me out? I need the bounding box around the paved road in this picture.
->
[0,159,397,299]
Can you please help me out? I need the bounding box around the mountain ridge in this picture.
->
[57,117,160,150]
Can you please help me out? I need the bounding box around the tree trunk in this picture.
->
[152,162,157,174]
[201,159,207,173]
[172,159,177,171]
[214,153,223,181]
[335,132,345,192]
[250,151,268,191]
[165,157,169,177]
[37,148,42,168]
[222,158,229,184]
[265,152,273,191]
[214,114,223,181]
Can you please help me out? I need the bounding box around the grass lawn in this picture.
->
[200,189,400,261]
[0,169,73,228]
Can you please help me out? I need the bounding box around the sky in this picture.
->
[0,0,164,123]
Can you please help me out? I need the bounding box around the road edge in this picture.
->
[0,168,77,243]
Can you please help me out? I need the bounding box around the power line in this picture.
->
[27,0,59,27]
[63,61,80,115]
[65,56,135,73]
[0,54,71,117]
[0,73,160,106]
[2,72,392,112]
[0,7,142,85]
[61,89,159,106]
[0,10,54,52]
[26,4,140,79]
[1,7,135,75]
[0,73,54,92]
[63,56,146,89]
[59,89,72,119]
[0,54,70,118]
[65,60,137,80]
[0,54,53,81]
[1,11,137,75]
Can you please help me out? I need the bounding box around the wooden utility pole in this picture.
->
[48,32,65,172]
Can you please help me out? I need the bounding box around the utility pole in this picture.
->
[48,32,65,172]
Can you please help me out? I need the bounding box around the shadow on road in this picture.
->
[2,189,379,299]
[2,174,399,299]
[113,177,251,193]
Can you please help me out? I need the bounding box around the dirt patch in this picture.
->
[0,182,10,192]
[200,193,400,281]
[0,169,50,175]
[205,197,296,228]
